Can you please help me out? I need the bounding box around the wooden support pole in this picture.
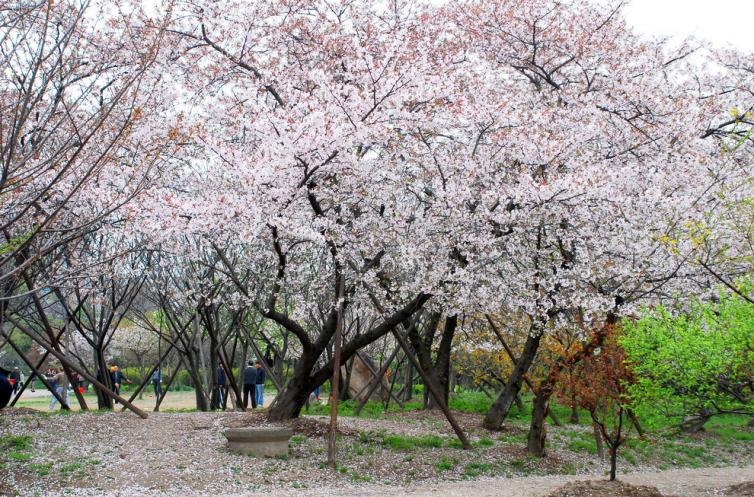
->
[155,357,184,412]
[217,347,242,411]
[354,345,402,415]
[383,352,406,412]
[347,257,471,450]
[121,342,175,411]
[327,276,345,467]
[390,324,472,449]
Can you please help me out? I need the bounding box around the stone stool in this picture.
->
[223,427,293,457]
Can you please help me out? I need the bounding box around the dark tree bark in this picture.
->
[266,293,431,421]
[525,314,618,456]
[483,331,542,429]
[428,315,457,409]
[527,389,549,456]
[593,421,605,459]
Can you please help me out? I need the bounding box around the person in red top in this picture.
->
[9,367,21,394]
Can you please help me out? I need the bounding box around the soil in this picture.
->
[547,480,669,497]
[225,411,359,437]
[0,408,752,497]
[724,481,754,497]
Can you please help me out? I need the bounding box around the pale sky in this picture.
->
[623,0,754,50]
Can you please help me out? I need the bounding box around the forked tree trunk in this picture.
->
[483,332,542,429]
[267,349,318,422]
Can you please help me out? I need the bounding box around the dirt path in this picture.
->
[242,466,754,497]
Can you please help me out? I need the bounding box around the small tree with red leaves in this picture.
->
[560,331,635,481]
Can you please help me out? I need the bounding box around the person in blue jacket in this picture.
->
[254,361,265,407]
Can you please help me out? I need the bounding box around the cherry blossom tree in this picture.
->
[122,0,753,427]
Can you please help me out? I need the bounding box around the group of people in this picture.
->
[242,360,266,410]
[7,360,269,411]
[209,360,266,410]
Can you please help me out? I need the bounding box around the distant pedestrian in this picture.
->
[312,385,321,402]
[254,361,265,407]
[49,368,69,411]
[10,367,21,394]
[214,364,226,410]
[242,361,257,410]
[110,365,131,399]
[29,372,36,392]
[151,367,162,398]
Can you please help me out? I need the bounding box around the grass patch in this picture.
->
[567,439,597,454]
[435,456,458,472]
[8,451,32,462]
[474,437,494,448]
[381,434,447,451]
[59,462,82,475]
[463,462,493,477]
[29,462,53,476]
[2,435,33,451]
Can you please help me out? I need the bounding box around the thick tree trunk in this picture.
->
[527,389,549,457]
[95,347,113,410]
[267,355,316,422]
[428,316,456,409]
[609,446,618,481]
[593,421,605,459]
[483,332,542,429]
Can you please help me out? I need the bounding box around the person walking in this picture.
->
[254,361,265,408]
[10,367,20,394]
[49,368,69,411]
[110,365,131,400]
[151,367,162,398]
[242,361,257,410]
[215,364,226,410]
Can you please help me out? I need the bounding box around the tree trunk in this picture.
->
[428,316,456,409]
[267,369,313,422]
[569,384,579,424]
[609,446,618,481]
[267,349,318,422]
[527,389,549,457]
[593,421,604,459]
[95,347,113,410]
[403,361,414,401]
[483,332,542,429]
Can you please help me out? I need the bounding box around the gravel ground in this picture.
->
[0,408,751,497]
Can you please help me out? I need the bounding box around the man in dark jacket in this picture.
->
[254,361,266,407]
[214,364,226,410]
[242,361,257,410]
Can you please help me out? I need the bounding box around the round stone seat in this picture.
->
[223,427,294,457]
